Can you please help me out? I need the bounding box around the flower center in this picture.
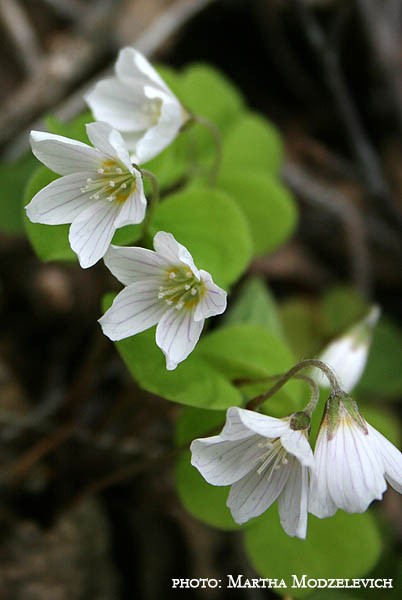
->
[256,438,289,479]
[158,265,204,310]
[81,160,135,204]
[141,98,163,126]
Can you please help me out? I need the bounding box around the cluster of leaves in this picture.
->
[1,63,402,595]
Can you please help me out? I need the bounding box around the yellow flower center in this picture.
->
[158,265,205,310]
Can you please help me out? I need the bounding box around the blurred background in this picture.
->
[0,0,401,598]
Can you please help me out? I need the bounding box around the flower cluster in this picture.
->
[191,312,402,539]
[25,47,225,369]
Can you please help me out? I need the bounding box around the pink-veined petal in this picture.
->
[30,131,102,175]
[309,425,338,519]
[69,199,119,268]
[25,172,95,224]
[278,461,309,539]
[155,306,204,370]
[153,231,200,277]
[233,408,290,439]
[194,269,227,321]
[227,460,291,525]
[326,419,386,513]
[99,279,166,341]
[115,47,170,93]
[103,245,169,286]
[134,92,183,163]
[280,429,314,469]
[114,172,147,228]
[86,122,133,172]
[368,424,402,493]
[190,434,263,486]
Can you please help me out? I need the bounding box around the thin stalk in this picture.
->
[245,359,341,411]
[191,114,222,185]
[139,168,160,242]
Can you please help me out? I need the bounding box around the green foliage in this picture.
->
[280,298,322,357]
[0,153,39,234]
[358,317,402,398]
[150,184,253,289]
[244,509,382,597]
[224,277,284,338]
[217,170,297,257]
[321,285,369,338]
[220,112,283,174]
[45,111,94,144]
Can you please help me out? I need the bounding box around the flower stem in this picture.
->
[190,114,222,185]
[139,168,160,243]
[245,359,342,411]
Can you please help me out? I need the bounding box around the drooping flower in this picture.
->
[85,47,187,164]
[314,306,380,392]
[26,122,147,268]
[99,231,227,370]
[309,394,402,518]
[190,407,314,539]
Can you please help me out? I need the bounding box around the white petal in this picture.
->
[134,94,183,163]
[69,199,119,268]
[227,460,291,525]
[194,270,227,321]
[103,245,169,285]
[326,420,386,513]
[25,172,95,224]
[86,122,133,172]
[218,406,264,442]
[30,131,103,175]
[85,78,152,132]
[99,279,166,341]
[190,434,263,486]
[153,232,200,277]
[368,424,402,493]
[278,461,309,539]
[317,338,369,392]
[232,408,290,439]
[309,425,338,518]
[115,47,170,93]
[155,306,204,370]
[114,172,147,228]
[280,429,315,468]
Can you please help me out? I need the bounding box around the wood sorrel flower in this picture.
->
[190,407,315,539]
[314,306,380,392]
[85,47,187,164]
[309,394,402,518]
[26,122,147,269]
[99,231,227,370]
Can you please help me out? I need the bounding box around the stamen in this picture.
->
[169,272,176,280]
[109,181,115,187]
[191,288,197,296]
[97,168,104,174]
[185,284,190,291]
[186,272,192,278]
[115,167,123,174]
[86,178,92,183]
[121,183,127,189]
[165,299,173,305]
[176,302,184,310]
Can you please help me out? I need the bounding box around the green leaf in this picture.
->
[321,285,368,338]
[150,184,252,289]
[245,508,382,597]
[0,153,39,234]
[358,317,402,398]
[217,170,297,257]
[224,277,285,338]
[220,112,283,174]
[103,293,242,410]
[45,111,94,144]
[199,323,303,417]
[176,450,241,530]
[180,63,244,132]
[175,406,241,530]
[280,298,322,358]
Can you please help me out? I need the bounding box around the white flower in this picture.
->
[85,47,187,164]
[99,231,227,370]
[309,396,402,518]
[26,122,147,269]
[314,306,380,392]
[190,407,315,539]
